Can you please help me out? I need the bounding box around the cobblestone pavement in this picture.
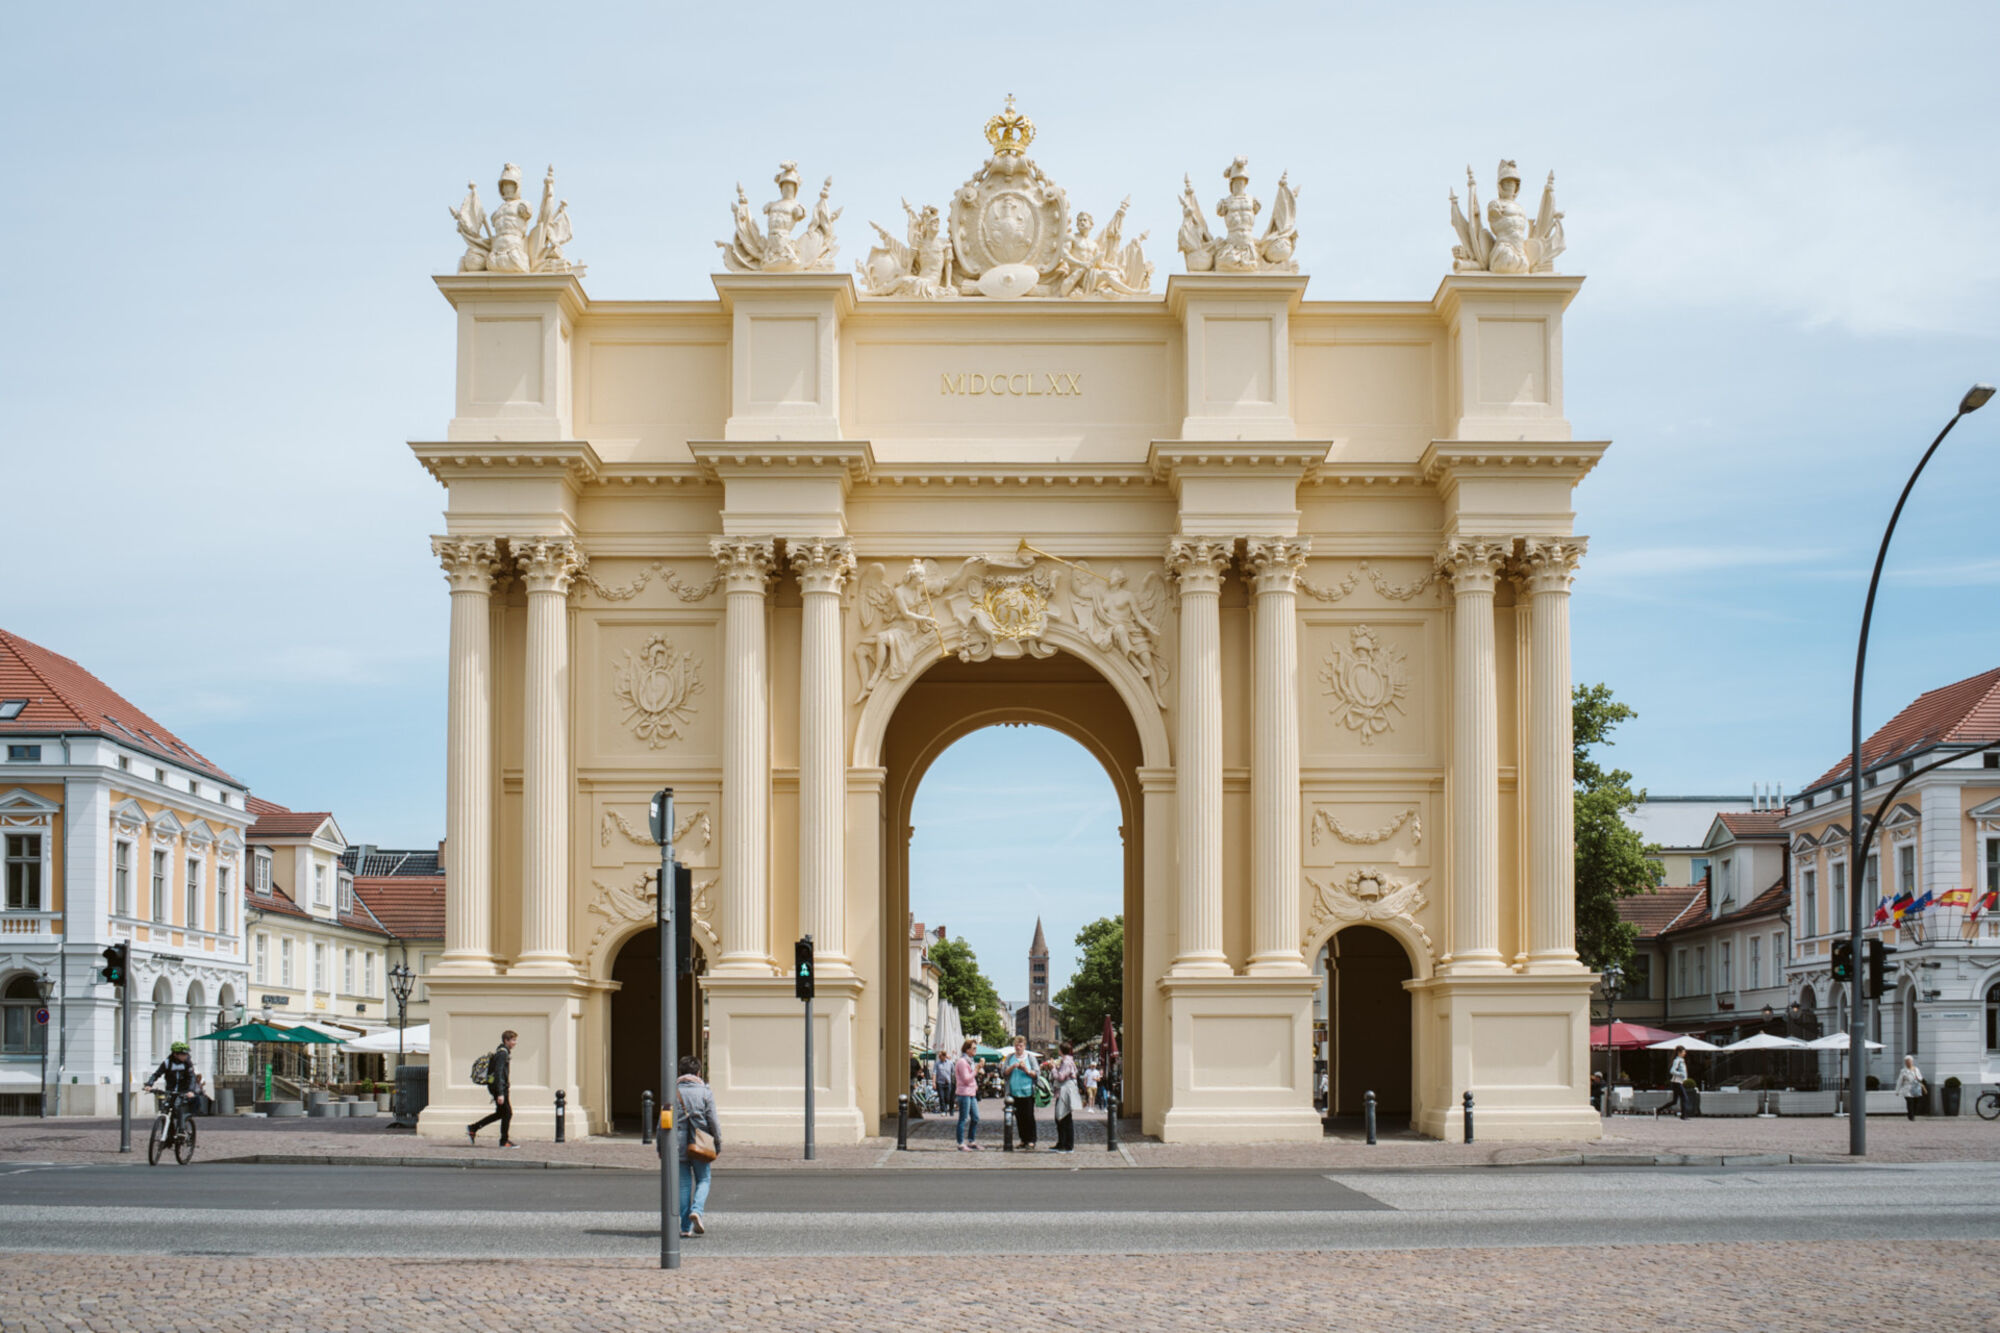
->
[4,1101,1995,1170]
[3,1242,1995,1331]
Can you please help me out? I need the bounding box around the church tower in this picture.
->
[1026,917,1056,1047]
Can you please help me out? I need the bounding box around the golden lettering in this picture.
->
[941,373,965,395]
[969,374,986,394]
[935,371,1084,398]
[1009,374,1028,395]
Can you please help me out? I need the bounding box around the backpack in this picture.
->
[470,1053,494,1087]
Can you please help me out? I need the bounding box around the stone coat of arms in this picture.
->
[611,633,703,747]
[1319,625,1410,745]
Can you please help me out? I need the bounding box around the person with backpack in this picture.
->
[466,1030,517,1148]
[675,1055,721,1237]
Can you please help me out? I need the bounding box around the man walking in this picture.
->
[467,1030,518,1148]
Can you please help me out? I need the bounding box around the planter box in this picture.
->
[374,1094,394,1111]
[349,1102,377,1118]
[1865,1090,1908,1115]
[1695,1091,1761,1117]
[1773,1091,1838,1116]
[258,1100,304,1118]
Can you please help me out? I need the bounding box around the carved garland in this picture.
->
[1302,867,1433,958]
[582,561,723,604]
[1309,808,1423,847]
[1298,561,1440,604]
[600,808,712,853]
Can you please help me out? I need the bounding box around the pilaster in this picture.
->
[1244,537,1310,976]
[1437,537,1509,972]
[792,537,856,972]
[1166,537,1232,976]
[1518,536,1588,972]
[432,535,502,975]
[513,537,585,975]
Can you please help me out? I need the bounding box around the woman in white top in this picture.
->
[1050,1040,1080,1153]
[1657,1047,1690,1120]
[1895,1055,1927,1121]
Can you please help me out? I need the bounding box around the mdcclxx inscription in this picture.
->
[940,371,1083,397]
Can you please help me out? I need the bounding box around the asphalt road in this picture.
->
[3,1161,1995,1258]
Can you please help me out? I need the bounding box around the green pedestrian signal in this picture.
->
[100,942,129,988]
[794,937,815,1001]
[1830,937,1853,983]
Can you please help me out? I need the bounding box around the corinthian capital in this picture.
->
[432,536,502,594]
[1434,537,1509,596]
[789,537,856,597]
[710,536,777,595]
[514,537,588,596]
[1515,536,1589,596]
[1166,537,1232,596]
[1243,537,1311,595]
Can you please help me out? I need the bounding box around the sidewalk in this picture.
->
[5,1099,1994,1170]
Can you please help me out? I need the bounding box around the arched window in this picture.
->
[1986,981,2000,1053]
[2,973,42,1054]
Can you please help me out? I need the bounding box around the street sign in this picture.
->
[34,1008,49,1026]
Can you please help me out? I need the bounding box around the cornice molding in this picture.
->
[1147,441,1330,488]
[433,272,589,321]
[1418,441,1608,487]
[687,440,873,487]
[409,441,603,490]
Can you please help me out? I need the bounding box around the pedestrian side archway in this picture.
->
[1316,925,1417,1121]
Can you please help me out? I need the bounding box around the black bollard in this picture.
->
[1104,1093,1119,1152]
[554,1089,567,1144]
[640,1090,654,1145]
[1002,1099,1014,1152]
[1364,1090,1377,1145]
[1463,1090,1474,1144]
[897,1094,909,1150]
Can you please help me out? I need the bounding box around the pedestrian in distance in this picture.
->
[467,1029,518,1147]
[1656,1046,1689,1120]
[1050,1040,1080,1152]
[676,1054,721,1237]
[1084,1061,1102,1111]
[1896,1054,1927,1121]
[1003,1034,1038,1150]
[953,1038,982,1150]
[936,1050,956,1115]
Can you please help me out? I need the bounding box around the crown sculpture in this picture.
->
[717,162,841,273]
[450,163,580,275]
[1450,160,1565,274]
[1177,156,1299,274]
[851,96,1153,300]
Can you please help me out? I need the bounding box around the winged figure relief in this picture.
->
[1068,563,1171,706]
[853,560,949,701]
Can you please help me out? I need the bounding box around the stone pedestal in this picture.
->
[1406,972,1601,1142]
[701,973,868,1144]
[1157,975,1324,1142]
[416,974,590,1142]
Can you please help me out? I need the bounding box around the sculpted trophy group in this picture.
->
[445,98,1571,292]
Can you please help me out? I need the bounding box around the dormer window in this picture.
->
[338,873,355,916]
[253,854,272,894]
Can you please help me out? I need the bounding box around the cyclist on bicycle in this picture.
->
[144,1041,204,1122]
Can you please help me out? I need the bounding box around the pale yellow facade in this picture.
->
[410,164,1609,1142]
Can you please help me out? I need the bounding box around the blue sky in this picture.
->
[4,4,1996,998]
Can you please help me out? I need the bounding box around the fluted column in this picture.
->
[433,537,502,974]
[1245,537,1310,975]
[511,538,585,974]
[712,537,777,975]
[1520,537,1588,971]
[792,537,856,972]
[1437,537,1509,972]
[1167,538,1232,976]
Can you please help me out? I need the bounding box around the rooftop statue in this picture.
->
[1450,160,1565,274]
[717,162,841,273]
[1178,157,1299,274]
[451,163,579,275]
[858,96,1151,299]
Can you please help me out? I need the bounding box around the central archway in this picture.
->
[873,646,1158,1123]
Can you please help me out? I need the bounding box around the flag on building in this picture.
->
[1890,891,1915,922]
[1938,888,1973,909]
[1871,896,1891,927]
[1909,890,1936,916]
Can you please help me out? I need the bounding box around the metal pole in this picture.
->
[1847,401,1978,1158]
[656,788,680,1270]
[119,965,132,1153]
[804,988,815,1162]
[1364,1089,1377,1145]
[641,1090,655,1146]
[897,1094,909,1150]
[1462,1090,1474,1144]
[39,1008,49,1119]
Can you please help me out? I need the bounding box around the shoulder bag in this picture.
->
[678,1088,720,1161]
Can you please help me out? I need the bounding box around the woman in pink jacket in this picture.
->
[953,1038,982,1150]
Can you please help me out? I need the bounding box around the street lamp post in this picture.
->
[1600,963,1624,1115]
[1846,382,1994,1157]
[387,962,414,1126]
[36,971,54,1119]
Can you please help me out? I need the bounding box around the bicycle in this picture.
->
[146,1091,198,1166]
[910,1081,938,1113]
[1977,1089,2000,1121]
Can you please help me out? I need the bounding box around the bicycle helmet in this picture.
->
[170,1041,190,1054]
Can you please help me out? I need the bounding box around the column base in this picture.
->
[702,973,868,1146]
[429,952,501,978]
[1522,952,1590,976]
[415,974,592,1143]
[507,953,581,978]
[1404,971,1602,1143]
[1156,974,1322,1143]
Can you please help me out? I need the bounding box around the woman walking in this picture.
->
[1896,1054,1927,1121]
[1050,1040,1080,1153]
[675,1055,721,1237]
[1657,1046,1690,1120]
[1002,1035,1039,1150]
[953,1038,982,1150]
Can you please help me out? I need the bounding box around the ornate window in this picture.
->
[1719,941,1732,993]
[4,834,42,911]
[1897,843,1919,901]
[342,948,355,996]
[1801,867,1817,938]
[216,867,231,937]
[254,933,268,985]
[363,952,376,998]
[1,974,41,1054]
[1750,935,1762,990]
[185,858,203,932]
[1831,860,1848,932]
[150,849,169,924]
[113,841,132,917]
[280,938,294,988]
[313,865,328,908]
[1986,981,1999,1053]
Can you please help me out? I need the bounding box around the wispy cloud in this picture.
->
[1587,545,1836,581]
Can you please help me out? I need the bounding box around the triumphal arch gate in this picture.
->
[414,106,1606,1143]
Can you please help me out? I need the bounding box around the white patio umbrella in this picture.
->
[1804,1031,1882,1051]
[340,1023,430,1055]
[932,1000,963,1057]
[1721,1032,1807,1052]
[1645,1035,1723,1051]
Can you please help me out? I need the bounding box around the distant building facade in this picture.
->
[0,629,251,1114]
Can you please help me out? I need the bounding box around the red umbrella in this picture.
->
[1101,1016,1119,1061]
[1591,1021,1685,1050]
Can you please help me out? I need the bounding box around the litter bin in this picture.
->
[394,1064,430,1126]
[1942,1080,1962,1117]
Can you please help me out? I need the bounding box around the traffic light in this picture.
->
[99,942,128,988]
[1829,937,1853,983]
[794,936,815,1001]
[674,865,693,971]
[1867,938,1892,1000]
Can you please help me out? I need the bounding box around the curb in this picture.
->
[205,1153,629,1171]
[1500,1151,1845,1168]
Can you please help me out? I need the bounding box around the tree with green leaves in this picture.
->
[929,935,1011,1045]
[1053,915,1123,1041]
[1573,682,1662,973]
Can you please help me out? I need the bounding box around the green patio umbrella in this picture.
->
[194,1021,324,1044]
